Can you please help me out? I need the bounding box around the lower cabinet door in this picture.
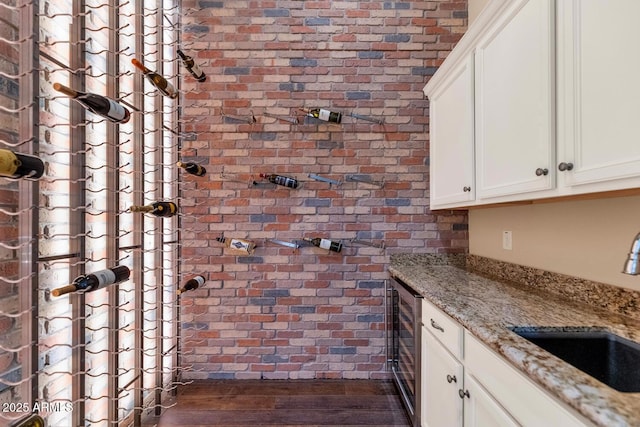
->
[463,373,520,427]
[422,327,463,427]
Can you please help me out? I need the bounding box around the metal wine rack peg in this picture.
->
[263,111,299,125]
[348,238,386,252]
[251,180,276,188]
[345,174,385,188]
[295,239,316,249]
[219,166,251,187]
[348,112,384,124]
[220,109,256,124]
[265,238,300,250]
[308,174,342,187]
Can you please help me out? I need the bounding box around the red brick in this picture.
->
[180,0,469,381]
[249,314,276,322]
[237,339,262,347]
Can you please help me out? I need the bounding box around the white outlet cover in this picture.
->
[503,231,513,250]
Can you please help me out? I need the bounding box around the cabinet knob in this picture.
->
[463,186,471,192]
[558,162,574,172]
[458,389,470,399]
[446,374,457,384]
[535,168,549,176]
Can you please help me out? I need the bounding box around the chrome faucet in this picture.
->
[622,232,640,275]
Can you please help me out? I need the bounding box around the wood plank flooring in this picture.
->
[147,379,411,427]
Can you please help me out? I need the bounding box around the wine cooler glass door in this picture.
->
[388,278,422,427]
[397,295,417,408]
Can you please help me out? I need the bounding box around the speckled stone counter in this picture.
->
[389,253,640,427]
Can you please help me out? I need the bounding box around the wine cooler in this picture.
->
[386,277,423,427]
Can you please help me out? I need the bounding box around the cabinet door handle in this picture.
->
[535,168,549,176]
[458,389,470,399]
[558,162,574,171]
[430,319,444,333]
[446,374,457,384]
[463,186,471,192]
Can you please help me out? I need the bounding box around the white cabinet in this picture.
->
[421,328,463,427]
[474,0,555,199]
[428,56,475,207]
[421,300,519,427]
[425,0,640,209]
[557,0,640,191]
[465,333,589,427]
[462,373,519,427]
[420,299,590,427]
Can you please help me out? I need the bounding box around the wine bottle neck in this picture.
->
[130,205,154,213]
[0,150,19,176]
[131,58,151,73]
[51,283,78,297]
[53,82,78,97]
[177,49,186,59]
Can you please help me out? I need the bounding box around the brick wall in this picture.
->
[179,0,469,380]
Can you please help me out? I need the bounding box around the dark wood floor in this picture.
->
[148,379,411,427]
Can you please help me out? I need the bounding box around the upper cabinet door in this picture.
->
[557,0,640,188]
[475,0,555,199]
[428,55,475,209]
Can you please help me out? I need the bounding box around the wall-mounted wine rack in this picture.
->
[0,0,194,426]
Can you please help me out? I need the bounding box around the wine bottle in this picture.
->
[177,275,205,295]
[177,161,206,177]
[177,49,206,82]
[130,201,178,218]
[51,265,131,297]
[303,237,343,253]
[131,58,178,99]
[11,413,46,427]
[216,235,256,254]
[302,108,342,124]
[0,149,45,179]
[258,173,299,189]
[53,82,131,124]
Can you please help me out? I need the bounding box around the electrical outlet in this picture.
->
[502,231,513,250]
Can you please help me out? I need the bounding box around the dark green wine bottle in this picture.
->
[304,108,342,124]
[303,237,342,253]
[51,265,131,297]
[130,201,178,218]
[177,161,206,177]
[259,173,299,189]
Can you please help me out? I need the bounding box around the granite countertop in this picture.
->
[389,254,640,427]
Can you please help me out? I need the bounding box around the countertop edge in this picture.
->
[388,263,639,427]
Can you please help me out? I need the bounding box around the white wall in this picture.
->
[469,195,640,292]
[469,0,491,24]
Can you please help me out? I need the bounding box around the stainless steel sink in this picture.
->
[510,328,640,393]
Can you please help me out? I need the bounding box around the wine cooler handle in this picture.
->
[430,319,444,333]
